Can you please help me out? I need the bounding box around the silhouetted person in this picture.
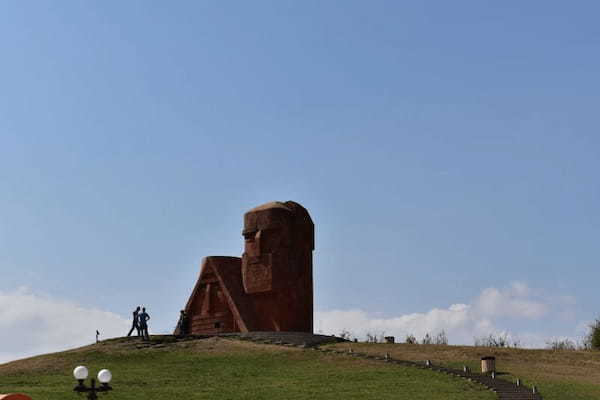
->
[176,310,189,337]
[138,307,151,340]
[127,306,141,337]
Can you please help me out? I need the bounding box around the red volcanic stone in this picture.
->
[177,201,314,335]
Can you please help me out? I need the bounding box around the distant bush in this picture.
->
[474,333,520,348]
[421,333,432,345]
[474,334,506,347]
[434,330,448,345]
[338,330,356,341]
[405,334,417,344]
[359,331,449,345]
[588,318,600,350]
[366,332,385,343]
[546,338,577,351]
[403,332,447,345]
[546,337,597,351]
[580,337,592,350]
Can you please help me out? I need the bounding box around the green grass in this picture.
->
[0,336,495,400]
[443,359,600,400]
[328,342,600,400]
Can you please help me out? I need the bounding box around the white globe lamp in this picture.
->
[73,365,89,381]
[98,369,112,384]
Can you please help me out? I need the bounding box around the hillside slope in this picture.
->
[327,342,600,400]
[0,335,495,400]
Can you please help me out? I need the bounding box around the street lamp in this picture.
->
[73,366,113,400]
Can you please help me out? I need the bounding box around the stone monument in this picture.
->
[176,201,314,334]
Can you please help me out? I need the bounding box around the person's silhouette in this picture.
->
[176,309,189,337]
[127,306,141,337]
[138,307,151,340]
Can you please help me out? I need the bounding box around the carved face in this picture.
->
[242,208,291,294]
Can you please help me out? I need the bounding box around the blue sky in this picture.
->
[1,1,599,360]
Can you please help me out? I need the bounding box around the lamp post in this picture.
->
[73,366,113,400]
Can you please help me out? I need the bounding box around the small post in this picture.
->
[96,330,100,344]
[463,365,470,374]
[516,378,520,386]
[385,353,391,361]
[348,348,353,354]
[532,386,537,394]
[425,360,431,367]
[491,371,495,379]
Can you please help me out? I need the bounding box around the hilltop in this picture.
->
[2,334,599,400]
[0,334,494,400]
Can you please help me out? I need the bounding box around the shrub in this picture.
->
[588,318,600,350]
[405,334,417,344]
[434,330,448,345]
[579,336,592,350]
[474,333,519,348]
[404,331,447,345]
[421,333,432,345]
[338,330,355,341]
[546,338,576,351]
[365,332,385,343]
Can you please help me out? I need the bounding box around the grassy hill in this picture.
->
[0,336,495,400]
[327,342,600,400]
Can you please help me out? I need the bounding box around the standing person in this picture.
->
[127,306,141,337]
[176,310,189,337]
[138,307,151,341]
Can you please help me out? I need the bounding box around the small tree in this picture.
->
[365,331,385,343]
[338,330,354,341]
[474,333,510,348]
[422,333,432,345]
[546,338,576,351]
[588,318,600,350]
[434,330,448,345]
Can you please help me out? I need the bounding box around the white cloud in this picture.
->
[315,281,576,348]
[474,283,548,319]
[0,287,129,364]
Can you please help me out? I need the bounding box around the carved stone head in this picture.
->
[242,201,314,294]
